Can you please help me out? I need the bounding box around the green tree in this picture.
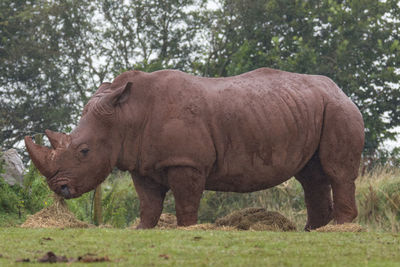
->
[0,0,96,148]
[98,0,206,74]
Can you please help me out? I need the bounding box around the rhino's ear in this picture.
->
[89,82,133,118]
[109,82,133,106]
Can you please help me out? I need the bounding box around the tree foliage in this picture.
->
[98,0,206,74]
[1,0,399,158]
[0,0,95,148]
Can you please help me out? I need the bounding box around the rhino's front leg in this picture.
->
[167,167,206,226]
[131,173,168,229]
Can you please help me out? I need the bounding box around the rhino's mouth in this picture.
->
[56,182,76,199]
[48,173,86,199]
[60,184,72,199]
[47,175,74,198]
[56,179,81,199]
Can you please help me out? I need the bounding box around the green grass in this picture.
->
[1,166,400,265]
[1,228,400,266]
[0,213,26,227]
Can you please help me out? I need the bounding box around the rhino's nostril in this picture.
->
[60,185,71,198]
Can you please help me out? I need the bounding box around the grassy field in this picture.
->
[1,166,400,265]
[1,228,400,266]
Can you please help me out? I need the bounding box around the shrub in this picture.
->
[21,162,53,213]
[101,172,140,227]
[66,171,141,228]
[0,151,4,176]
[0,178,21,213]
[356,166,400,232]
[67,191,94,223]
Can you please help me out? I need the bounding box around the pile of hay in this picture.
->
[215,207,297,231]
[314,223,365,232]
[21,195,92,228]
[131,208,296,231]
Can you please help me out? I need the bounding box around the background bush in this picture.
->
[356,166,400,232]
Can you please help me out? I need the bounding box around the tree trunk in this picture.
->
[93,184,102,225]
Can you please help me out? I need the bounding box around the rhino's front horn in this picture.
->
[45,129,70,149]
[24,136,57,178]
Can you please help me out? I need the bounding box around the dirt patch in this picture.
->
[35,251,110,263]
[38,251,68,263]
[21,195,93,228]
[131,208,295,231]
[215,207,297,231]
[159,254,170,260]
[78,255,110,263]
[314,223,365,232]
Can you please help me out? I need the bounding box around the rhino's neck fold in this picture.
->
[115,132,141,172]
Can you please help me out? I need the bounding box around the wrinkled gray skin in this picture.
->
[25,68,364,230]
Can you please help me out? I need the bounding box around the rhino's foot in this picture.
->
[304,212,333,231]
[176,212,198,227]
[331,181,358,224]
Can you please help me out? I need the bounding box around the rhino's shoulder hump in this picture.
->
[112,70,147,85]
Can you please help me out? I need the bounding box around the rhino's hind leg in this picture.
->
[167,166,206,226]
[132,174,168,229]
[318,102,364,225]
[295,154,333,231]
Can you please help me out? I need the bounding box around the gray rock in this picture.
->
[1,149,25,186]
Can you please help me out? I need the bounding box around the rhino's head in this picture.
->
[24,82,132,198]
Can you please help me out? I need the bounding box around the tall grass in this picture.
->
[356,166,400,232]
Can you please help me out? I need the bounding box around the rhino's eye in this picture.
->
[80,148,90,156]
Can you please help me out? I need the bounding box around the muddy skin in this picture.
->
[25,68,364,230]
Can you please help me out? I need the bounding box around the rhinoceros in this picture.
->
[25,68,364,230]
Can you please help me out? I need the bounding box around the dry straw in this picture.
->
[314,223,365,232]
[215,207,297,231]
[21,194,92,228]
[130,208,296,231]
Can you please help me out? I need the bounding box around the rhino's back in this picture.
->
[136,68,347,192]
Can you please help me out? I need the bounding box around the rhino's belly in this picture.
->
[205,140,317,192]
[205,171,293,193]
[205,157,303,193]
